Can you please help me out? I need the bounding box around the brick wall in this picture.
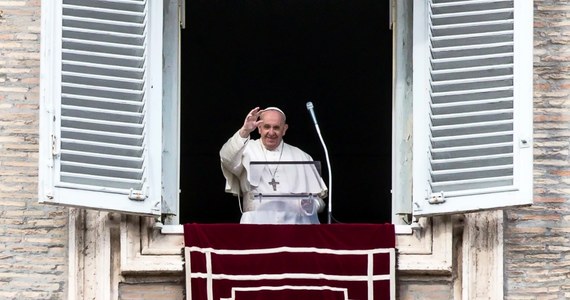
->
[0,1,68,299]
[504,1,570,299]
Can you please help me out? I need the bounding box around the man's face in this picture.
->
[258,110,288,150]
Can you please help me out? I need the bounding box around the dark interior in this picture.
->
[179,0,392,224]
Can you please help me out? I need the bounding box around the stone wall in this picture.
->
[0,0,68,299]
[119,282,184,300]
[504,1,570,299]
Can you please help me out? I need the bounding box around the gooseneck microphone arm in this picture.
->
[306,101,333,224]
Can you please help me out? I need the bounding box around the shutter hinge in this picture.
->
[51,134,59,157]
[128,189,147,201]
[413,201,422,212]
[428,191,446,204]
[152,201,161,214]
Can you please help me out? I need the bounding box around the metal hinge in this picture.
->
[128,189,147,201]
[51,134,59,157]
[151,201,161,214]
[428,191,445,204]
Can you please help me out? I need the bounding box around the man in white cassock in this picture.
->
[220,106,328,224]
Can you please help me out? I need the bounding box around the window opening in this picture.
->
[179,0,392,224]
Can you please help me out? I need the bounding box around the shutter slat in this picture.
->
[60,173,143,190]
[61,127,143,146]
[63,15,145,34]
[432,42,513,53]
[430,33,513,49]
[431,108,513,117]
[432,86,512,97]
[432,145,513,160]
[432,98,513,115]
[432,65,513,82]
[431,108,513,125]
[61,118,144,136]
[62,83,144,100]
[63,60,144,79]
[431,177,514,194]
[63,27,144,46]
[61,149,144,163]
[431,141,512,153]
[62,83,144,96]
[431,10,513,25]
[61,149,143,169]
[431,119,512,131]
[433,158,513,172]
[431,127,512,138]
[432,154,512,167]
[62,105,144,123]
[62,71,145,90]
[64,0,146,12]
[432,131,513,148]
[431,75,513,93]
[431,129,512,140]
[432,55,513,71]
[61,138,143,157]
[63,49,144,68]
[431,64,512,75]
[432,153,512,164]
[62,95,142,113]
[431,29,513,42]
[431,165,513,185]
[432,42,513,59]
[61,161,143,179]
[432,97,512,107]
[431,6,513,18]
[62,38,145,56]
[63,4,146,23]
[432,164,513,175]
[432,19,512,31]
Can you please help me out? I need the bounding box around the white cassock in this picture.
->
[220,130,328,224]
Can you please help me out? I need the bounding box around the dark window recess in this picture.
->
[180,0,392,224]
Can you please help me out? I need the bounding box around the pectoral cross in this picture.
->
[268,178,280,191]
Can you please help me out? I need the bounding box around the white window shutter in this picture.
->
[412,0,533,216]
[39,0,163,216]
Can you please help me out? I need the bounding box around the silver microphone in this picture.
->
[306,101,318,125]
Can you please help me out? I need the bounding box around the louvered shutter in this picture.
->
[39,0,163,215]
[412,0,533,216]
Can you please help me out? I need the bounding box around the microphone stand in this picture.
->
[313,120,333,224]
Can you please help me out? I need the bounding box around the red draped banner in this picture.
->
[184,223,395,300]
